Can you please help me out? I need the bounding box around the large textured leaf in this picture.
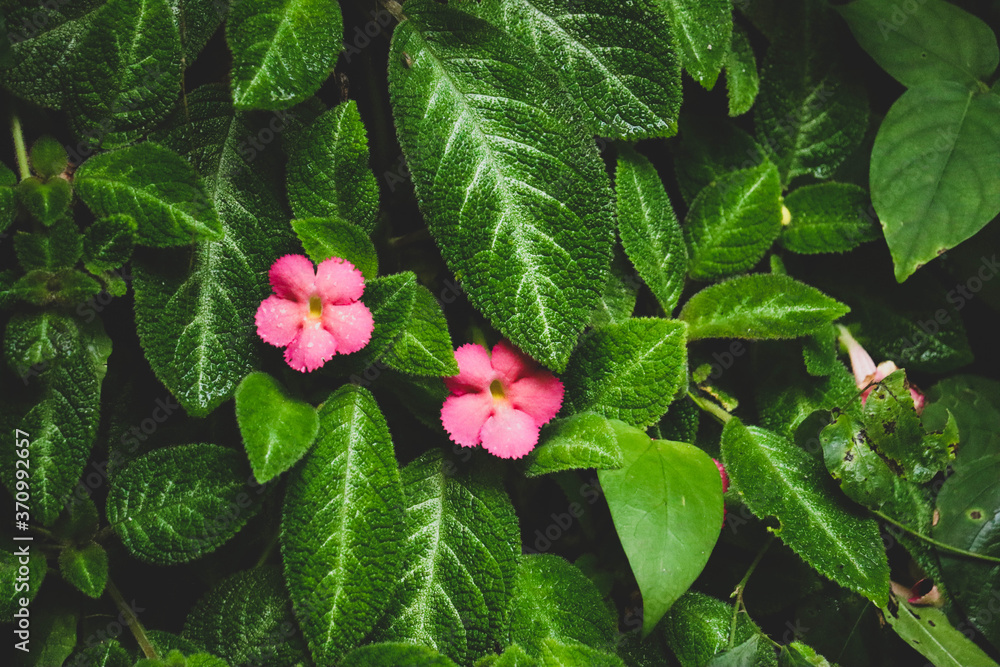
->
[780,182,880,254]
[2,313,105,525]
[683,160,782,280]
[182,566,308,667]
[563,318,687,429]
[466,0,681,138]
[226,0,343,110]
[67,0,183,147]
[384,284,459,376]
[286,101,380,233]
[136,85,296,417]
[882,593,998,667]
[600,436,722,635]
[168,0,226,64]
[106,443,262,564]
[616,146,686,313]
[75,142,222,247]
[524,412,636,478]
[378,449,519,665]
[870,83,1000,281]
[837,0,999,89]
[650,0,731,89]
[282,385,405,665]
[679,274,850,341]
[388,0,615,370]
[721,419,889,605]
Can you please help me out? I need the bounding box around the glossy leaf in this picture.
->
[651,0,732,89]
[524,412,636,478]
[679,274,850,341]
[291,217,378,280]
[781,183,880,254]
[383,284,459,377]
[282,385,405,665]
[388,0,615,370]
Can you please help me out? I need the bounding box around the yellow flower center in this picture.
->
[309,294,323,318]
[489,380,506,400]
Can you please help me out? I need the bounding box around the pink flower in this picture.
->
[441,341,564,459]
[839,326,926,414]
[255,254,374,372]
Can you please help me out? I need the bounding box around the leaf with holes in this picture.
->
[882,592,998,667]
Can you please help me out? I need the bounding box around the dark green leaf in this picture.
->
[535,638,625,666]
[661,591,774,667]
[1,165,15,234]
[106,443,261,564]
[882,592,998,667]
[1,546,46,622]
[383,284,459,376]
[14,216,82,270]
[650,0,732,88]
[66,640,132,667]
[705,636,771,667]
[778,642,833,667]
[83,214,137,273]
[388,0,615,370]
[282,385,405,665]
[589,246,639,327]
[16,176,72,225]
[802,325,839,377]
[226,0,342,110]
[724,25,758,117]
[75,142,222,247]
[679,274,850,341]
[926,375,1000,468]
[16,605,77,667]
[51,496,100,543]
[291,217,378,280]
[673,116,764,204]
[563,318,687,429]
[525,412,634,478]
[235,371,320,483]
[340,643,460,667]
[29,136,68,178]
[870,83,1000,281]
[616,146,686,313]
[57,541,107,598]
[286,100,380,233]
[683,160,782,280]
[169,0,226,64]
[781,183,880,254]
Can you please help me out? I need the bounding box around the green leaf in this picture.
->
[466,0,681,139]
[926,375,1000,468]
[683,160,782,280]
[600,437,722,635]
[291,217,378,280]
[286,101,380,233]
[589,246,639,328]
[563,318,687,429]
[340,643,460,667]
[724,25,758,117]
[83,214,137,273]
[16,176,72,226]
[137,85,297,416]
[525,412,635,478]
[67,0,183,148]
[650,0,731,88]
[679,274,850,341]
[661,591,775,667]
[3,312,104,525]
[778,642,833,667]
[837,0,999,89]
[882,592,999,667]
[721,418,889,605]
[18,605,77,667]
[75,142,222,247]
[673,116,764,205]
[106,443,261,564]
[14,217,83,270]
[168,0,226,64]
[66,640,132,667]
[706,636,776,667]
[1,546,47,622]
[616,146,686,313]
[870,83,1000,281]
[30,136,69,178]
[57,541,107,598]
[820,412,898,511]
[378,449,519,665]
[536,638,625,667]
[388,0,615,371]
[480,644,535,667]
[226,0,343,110]
[383,284,459,377]
[1,168,15,234]
[282,385,405,665]
[235,371,320,483]
[508,554,619,655]
[51,496,101,543]
[802,324,839,377]
[182,565,308,667]
[781,183,880,254]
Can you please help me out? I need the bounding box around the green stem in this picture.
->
[388,228,431,248]
[106,579,158,659]
[10,112,30,180]
[255,530,281,568]
[688,391,733,425]
[728,534,775,648]
[873,510,1000,563]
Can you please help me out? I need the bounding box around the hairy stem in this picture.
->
[106,579,158,659]
[9,112,30,180]
[688,390,733,425]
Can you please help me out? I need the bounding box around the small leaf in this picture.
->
[21,605,77,667]
[683,161,782,280]
[525,412,634,478]
[802,324,839,377]
[600,437,722,635]
[235,371,320,484]
[673,116,765,205]
[16,176,72,226]
[721,418,890,605]
[926,375,1000,469]
[563,318,687,429]
[66,640,132,667]
[51,496,101,544]
[340,643,460,667]
[662,591,775,667]
[291,217,378,280]
[83,214,137,273]
[882,592,999,667]
[30,136,69,178]
[106,443,262,564]
[58,542,108,598]
[227,0,343,110]
[14,216,83,270]
[383,284,459,377]
[286,101,379,232]
[616,146,686,313]
[781,183,880,254]
[536,638,625,666]
[1,546,47,622]
[650,0,732,89]
[724,26,758,117]
[679,274,850,341]
[282,385,405,665]
[870,83,1000,281]
[75,143,222,247]
[589,246,639,328]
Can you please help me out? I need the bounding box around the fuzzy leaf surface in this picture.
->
[525,412,637,477]
[673,117,764,204]
[781,182,879,254]
[662,591,775,667]
[650,0,731,88]
[724,25,758,117]
[340,643,460,667]
[589,247,639,327]
[291,217,378,280]
[384,284,459,376]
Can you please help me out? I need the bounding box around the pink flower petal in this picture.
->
[506,374,564,426]
[491,340,534,384]
[441,391,495,447]
[283,322,338,372]
[321,302,374,355]
[444,343,496,395]
[255,295,306,347]
[843,331,878,390]
[911,386,927,415]
[269,254,316,302]
[315,257,365,305]
[480,406,539,459]
[713,458,730,494]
